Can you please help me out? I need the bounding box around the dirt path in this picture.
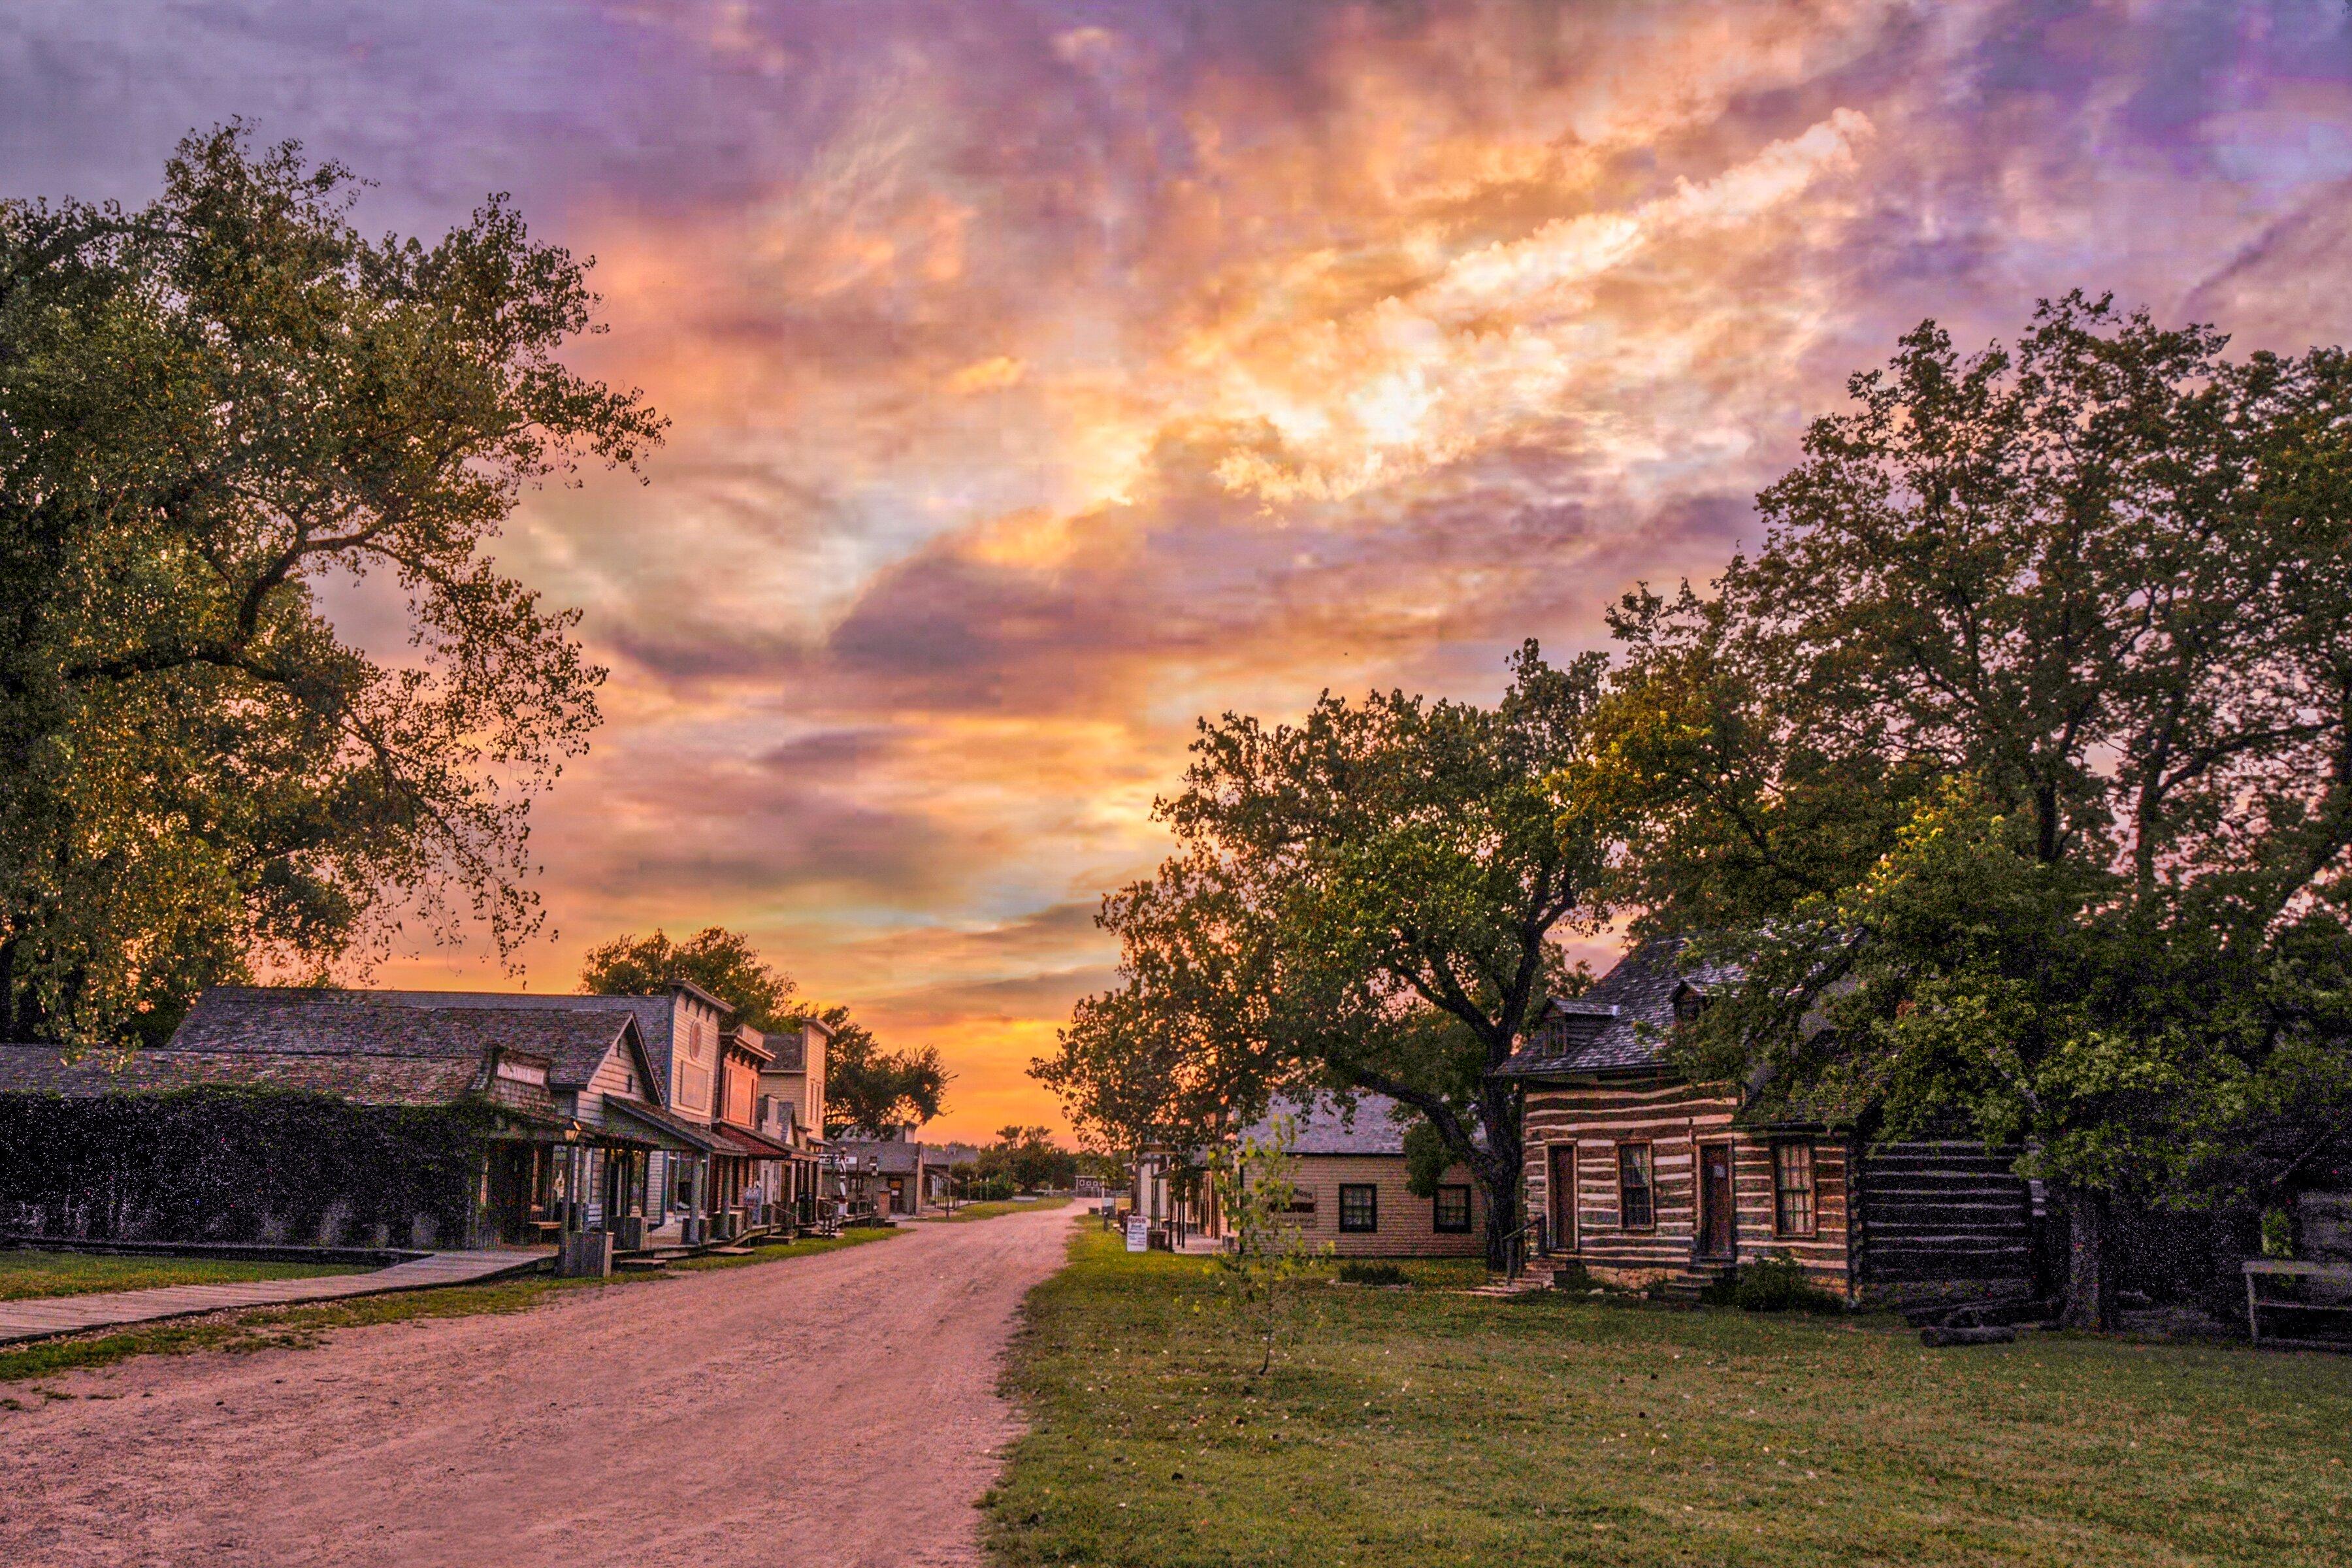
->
[2,1207,1078,1568]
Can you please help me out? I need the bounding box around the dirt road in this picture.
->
[2,1207,1077,1568]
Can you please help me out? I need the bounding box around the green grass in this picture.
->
[937,1198,1076,1224]
[985,1229,2352,1568]
[0,1226,904,1388]
[0,1249,365,1301]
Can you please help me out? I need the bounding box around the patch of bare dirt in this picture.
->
[1,1208,1077,1567]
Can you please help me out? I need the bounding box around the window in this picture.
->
[1673,985,1708,1024]
[1339,1183,1379,1233]
[1774,1141,1817,1237]
[1433,1184,1473,1233]
[674,1158,696,1209]
[1616,1143,1655,1230]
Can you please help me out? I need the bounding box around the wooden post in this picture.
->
[2246,1268,2260,1347]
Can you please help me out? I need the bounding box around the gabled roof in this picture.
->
[177,986,693,1099]
[832,1137,941,1175]
[1238,1091,1487,1157]
[1242,1092,1407,1156]
[175,989,653,1096]
[1494,937,1740,1079]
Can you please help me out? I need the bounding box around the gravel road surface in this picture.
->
[1,1206,1077,1568]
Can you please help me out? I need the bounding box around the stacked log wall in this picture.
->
[1521,1075,1855,1295]
[1855,1140,2034,1289]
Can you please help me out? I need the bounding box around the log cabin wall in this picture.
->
[1520,1073,1857,1296]
[1855,1139,2035,1293]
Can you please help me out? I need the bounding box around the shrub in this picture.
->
[1698,1254,1842,1313]
[1336,1260,1409,1287]
[1546,1260,1599,1293]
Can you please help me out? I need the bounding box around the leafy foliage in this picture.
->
[580,926,798,1030]
[0,1085,497,1245]
[1041,643,1612,1265]
[1586,295,2352,1326]
[0,125,660,1050]
[974,1124,1077,1192]
[812,1003,949,1137]
[1211,1115,1330,1375]
[1695,1254,1843,1314]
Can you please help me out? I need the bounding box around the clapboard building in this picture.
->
[1495,938,2038,1303]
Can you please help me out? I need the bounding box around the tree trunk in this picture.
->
[2053,1183,2119,1331]
[1477,1081,1524,1273]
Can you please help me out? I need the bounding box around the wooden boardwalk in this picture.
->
[0,1250,552,1345]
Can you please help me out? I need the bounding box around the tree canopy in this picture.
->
[1038,643,1611,1265]
[578,926,798,1031]
[1584,295,2352,1326]
[804,1003,949,1138]
[0,125,661,1049]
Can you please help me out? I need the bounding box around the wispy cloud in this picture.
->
[9,0,2351,1136]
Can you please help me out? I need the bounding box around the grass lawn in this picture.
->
[0,1249,365,1301]
[937,1198,1076,1224]
[985,1229,2352,1568]
[0,1226,903,1387]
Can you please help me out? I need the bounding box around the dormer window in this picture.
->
[1673,986,1708,1024]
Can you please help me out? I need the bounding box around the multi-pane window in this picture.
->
[1339,1183,1379,1233]
[1774,1141,1817,1237]
[1433,1184,1473,1233]
[1616,1143,1655,1230]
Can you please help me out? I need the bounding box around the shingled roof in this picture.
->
[0,1043,489,1107]
[175,990,645,1091]
[1239,1092,1413,1156]
[1493,936,1740,1079]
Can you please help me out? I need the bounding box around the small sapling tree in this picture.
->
[1209,1115,1329,1376]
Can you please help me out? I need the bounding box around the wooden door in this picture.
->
[1699,1143,1736,1258]
[1547,1143,1576,1254]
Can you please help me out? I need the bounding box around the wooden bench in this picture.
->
[2244,1260,2352,1346]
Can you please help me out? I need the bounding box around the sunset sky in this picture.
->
[7,2,2352,1140]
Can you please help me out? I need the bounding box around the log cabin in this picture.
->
[1495,938,2039,1303]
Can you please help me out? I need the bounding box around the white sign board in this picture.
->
[1124,1218,1150,1253]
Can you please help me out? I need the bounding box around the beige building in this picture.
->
[1245,1095,1487,1258]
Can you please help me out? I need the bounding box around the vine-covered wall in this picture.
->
[0,1086,499,1248]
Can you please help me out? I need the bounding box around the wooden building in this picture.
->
[0,992,669,1251]
[1496,939,2038,1303]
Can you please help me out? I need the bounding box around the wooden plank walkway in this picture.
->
[0,1249,553,1345]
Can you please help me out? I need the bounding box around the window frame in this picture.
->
[1337,1182,1379,1234]
[1772,1139,1818,1239]
[1432,1183,1473,1234]
[1616,1141,1656,1232]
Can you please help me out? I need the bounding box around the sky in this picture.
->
[7,1,2352,1141]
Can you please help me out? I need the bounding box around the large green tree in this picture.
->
[579,926,799,1030]
[0,125,660,1049]
[1586,295,2352,1328]
[804,1004,949,1137]
[1040,644,1612,1268]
